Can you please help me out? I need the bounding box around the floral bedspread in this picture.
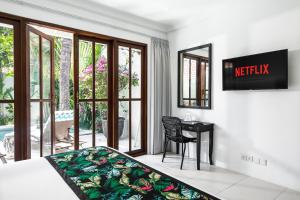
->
[46,146,219,200]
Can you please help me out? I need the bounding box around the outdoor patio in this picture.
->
[0,128,140,163]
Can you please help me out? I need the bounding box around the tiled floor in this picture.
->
[135,153,300,200]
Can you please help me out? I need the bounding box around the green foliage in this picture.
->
[54,37,74,110]
[0,25,14,125]
[78,43,140,131]
[0,28,140,130]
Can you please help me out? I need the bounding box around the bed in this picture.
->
[0,146,220,200]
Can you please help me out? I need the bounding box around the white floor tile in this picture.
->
[136,153,247,195]
[135,153,300,200]
[276,189,300,200]
[218,177,285,200]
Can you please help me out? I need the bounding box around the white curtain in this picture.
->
[148,37,172,154]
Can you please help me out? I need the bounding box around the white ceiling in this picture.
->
[83,0,300,32]
[14,0,300,35]
[88,0,219,30]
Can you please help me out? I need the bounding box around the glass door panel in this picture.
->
[0,21,16,162]
[79,40,93,100]
[131,48,141,99]
[131,101,141,151]
[28,26,54,158]
[0,103,14,161]
[29,32,40,99]
[117,45,144,153]
[118,101,129,152]
[42,39,51,99]
[95,42,108,147]
[95,102,108,146]
[118,46,129,99]
[30,102,40,157]
[42,102,52,156]
[79,101,93,148]
[77,39,109,149]
[95,43,108,99]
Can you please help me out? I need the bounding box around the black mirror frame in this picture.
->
[177,43,212,109]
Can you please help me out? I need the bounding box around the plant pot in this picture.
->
[102,117,126,138]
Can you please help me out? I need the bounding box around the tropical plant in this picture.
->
[54,37,74,110]
[0,25,14,125]
[78,42,140,132]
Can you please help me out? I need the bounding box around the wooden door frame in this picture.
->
[114,41,147,156]
[0,17,22,161]
[0,11,148,159]
[74,35,114,150]
[26,25,55,158]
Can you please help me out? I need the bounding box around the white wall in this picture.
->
[168,4,300,192]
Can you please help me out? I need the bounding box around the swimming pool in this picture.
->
[0,125,14,141]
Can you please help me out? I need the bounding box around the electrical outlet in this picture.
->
[241,154,268,167]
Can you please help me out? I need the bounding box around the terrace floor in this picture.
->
[0,132,136,163]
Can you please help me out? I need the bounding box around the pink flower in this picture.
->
[163,184,174,192]
[83,65,93,74]
[96,56,106,72]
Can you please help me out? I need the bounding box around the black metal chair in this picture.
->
[161,116,196,169]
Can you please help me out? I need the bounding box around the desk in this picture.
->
[177,121,214,170]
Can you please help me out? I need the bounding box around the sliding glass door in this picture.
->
[117,43,146,154]
[27,26,55,158]
[74,36,112,149]
[74,38,147,155]
[0,18,21,162]
[0,14,147,160]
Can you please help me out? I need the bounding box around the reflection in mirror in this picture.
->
[178,44,211,109]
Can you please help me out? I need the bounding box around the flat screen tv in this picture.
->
[223,49,288,90]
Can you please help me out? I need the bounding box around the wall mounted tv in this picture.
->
[223,49,288,90]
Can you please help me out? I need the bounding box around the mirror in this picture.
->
[178,44,212,109]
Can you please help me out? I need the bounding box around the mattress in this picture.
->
[0,146,219,200]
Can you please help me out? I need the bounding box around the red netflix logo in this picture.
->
[235,64,270,77]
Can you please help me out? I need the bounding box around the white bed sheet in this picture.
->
[0,158,79,200]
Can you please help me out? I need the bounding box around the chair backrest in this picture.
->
[162,116,183,142]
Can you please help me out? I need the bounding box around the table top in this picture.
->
[180,120,213,126]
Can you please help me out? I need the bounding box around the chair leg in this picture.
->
[162,139,169,162]
[180,143,186,170]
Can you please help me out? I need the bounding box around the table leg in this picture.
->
[197,132,201,170]
[209,129,213,165]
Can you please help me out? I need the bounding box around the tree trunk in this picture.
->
[59,38,72,111]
